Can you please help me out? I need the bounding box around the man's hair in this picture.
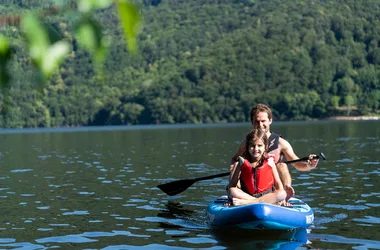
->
[250,103,273,124]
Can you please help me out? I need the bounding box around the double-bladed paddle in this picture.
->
[157,153,326,196]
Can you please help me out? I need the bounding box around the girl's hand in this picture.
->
[267,156,276,168]
[284,185,295,201]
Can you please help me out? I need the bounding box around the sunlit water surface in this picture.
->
[0,120,379,249]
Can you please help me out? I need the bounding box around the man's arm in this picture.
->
[277,162,294,201]
[277,162,292,186]
[279,138,319,171]
[268,157,284,191]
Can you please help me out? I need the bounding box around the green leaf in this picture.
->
[21,14,49,67]
[22,14,70,83]
[116,1,141,53]
[0,36,12,88]
[75,18,102,53]
[0,36,10,54]
[75,18,108,65]
[94,42,108,66]
[77,0,114,13]
[42,41,70,78]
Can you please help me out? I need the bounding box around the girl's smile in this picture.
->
[248,138,265,161]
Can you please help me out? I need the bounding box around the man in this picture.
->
[230,104,319,201]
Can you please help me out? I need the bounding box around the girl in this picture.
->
[228,129,287,206]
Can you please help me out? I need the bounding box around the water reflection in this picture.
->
[211,228,310,250]
[308,233,380,249]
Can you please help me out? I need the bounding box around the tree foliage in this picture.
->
[0,0,380,128]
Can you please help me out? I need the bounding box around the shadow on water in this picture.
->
[210,227,310,250]
[157,201,195,219]
[155,201,202,230]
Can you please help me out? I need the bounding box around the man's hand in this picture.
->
[308,154,320,169]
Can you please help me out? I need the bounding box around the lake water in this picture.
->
[0,120,379,249]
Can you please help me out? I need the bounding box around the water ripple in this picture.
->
[103,244,224,250]
[309,233,380,249]
[62,210,89,216]
[10,169,33,173]
[0,242,46,249]
[353,216,380,224]
[36,235,96,243]
[136,217,206,230]
[38,231,154,245]
[325,204,369,210]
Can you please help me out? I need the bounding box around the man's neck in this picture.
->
[266,130,271,138]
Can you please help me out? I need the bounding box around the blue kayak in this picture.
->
[206,196,314,230]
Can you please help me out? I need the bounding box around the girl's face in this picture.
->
[248,138,265,161]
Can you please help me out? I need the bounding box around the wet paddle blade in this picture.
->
[157,179,196,196]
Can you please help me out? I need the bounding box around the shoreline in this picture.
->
[326,116,380,120]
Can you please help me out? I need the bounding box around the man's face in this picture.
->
[252,112,272,132]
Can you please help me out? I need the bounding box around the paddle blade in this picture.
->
[157,179,196,196]
[319,152,326,160]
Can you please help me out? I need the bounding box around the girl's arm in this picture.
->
[229,158,243,187]
[230,139,246,166]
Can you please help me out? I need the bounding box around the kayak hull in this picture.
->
[206,196,314,230]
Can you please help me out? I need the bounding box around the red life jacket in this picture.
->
[239,157,274,196]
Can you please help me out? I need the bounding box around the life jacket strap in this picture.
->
[251,186,274,198]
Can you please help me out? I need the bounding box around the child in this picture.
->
[228,129,287,206]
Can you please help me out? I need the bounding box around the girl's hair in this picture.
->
[244,129,268,163]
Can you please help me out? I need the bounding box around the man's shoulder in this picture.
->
[278,136,291,150]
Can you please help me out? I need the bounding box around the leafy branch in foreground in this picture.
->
[0,0,141,88]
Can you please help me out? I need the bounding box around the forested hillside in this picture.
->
[1,0,380,128]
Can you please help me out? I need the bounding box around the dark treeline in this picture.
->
[1,0,380,128]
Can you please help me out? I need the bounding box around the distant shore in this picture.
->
[327,116,380,120]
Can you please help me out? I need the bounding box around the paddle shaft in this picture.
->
[194,154,318,182]
[195,172,230,181]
